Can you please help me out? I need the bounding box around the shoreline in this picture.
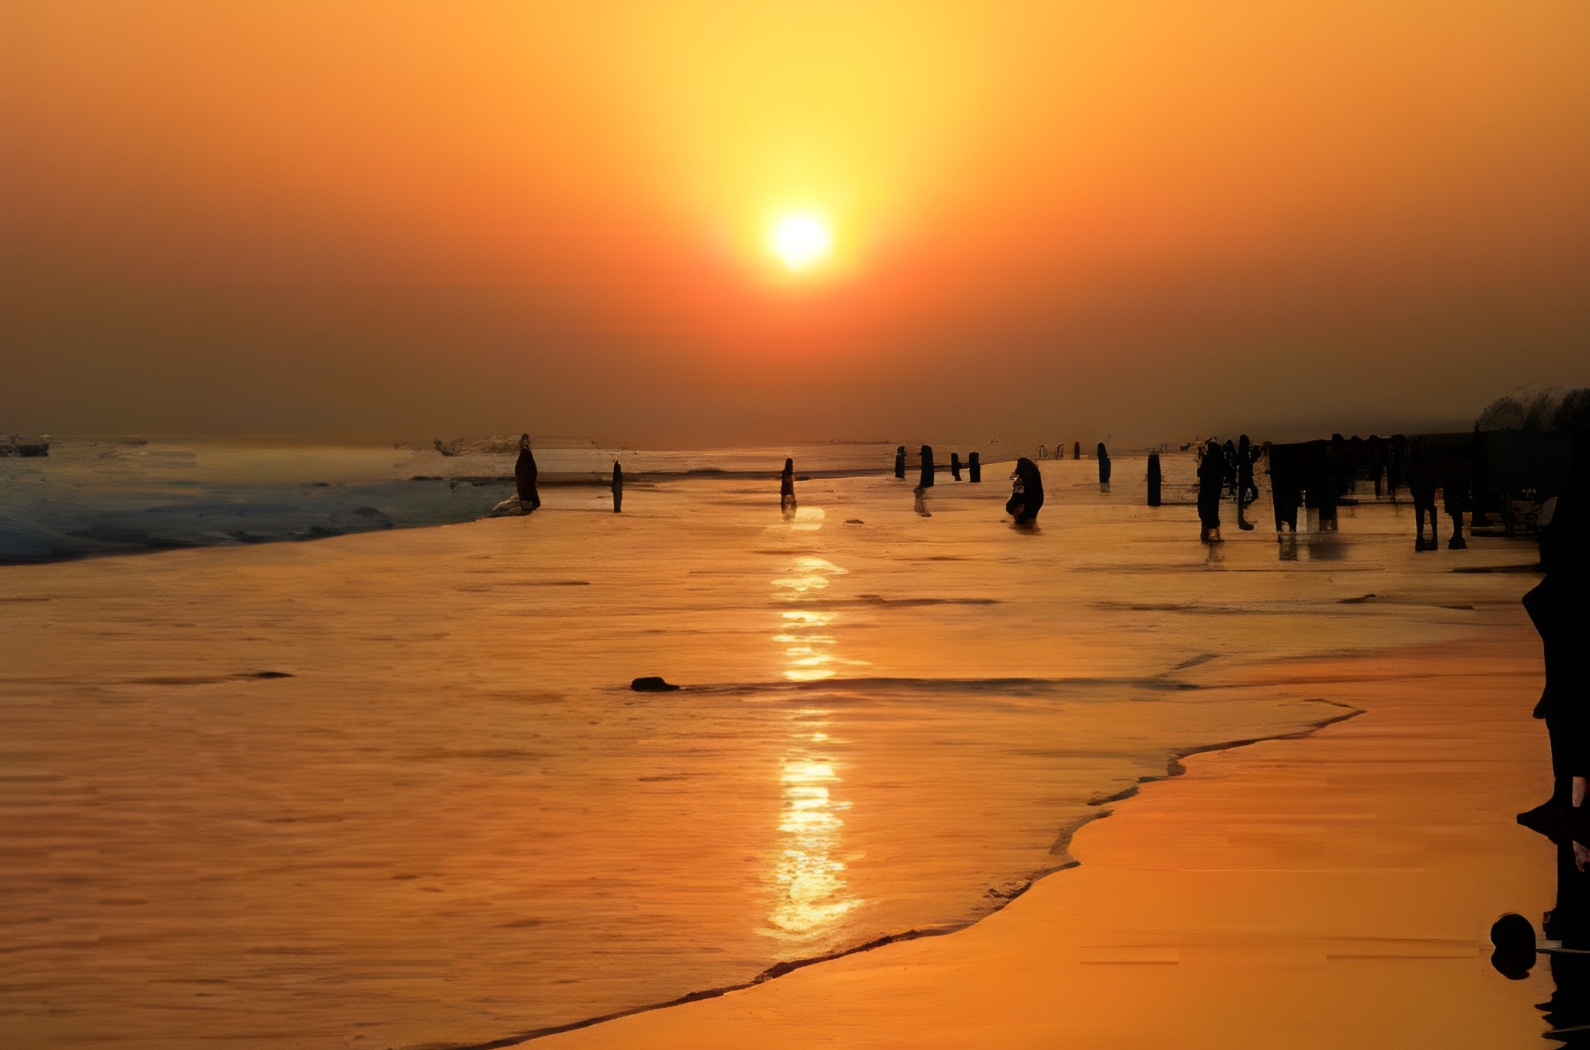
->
[437,698,1368,1050]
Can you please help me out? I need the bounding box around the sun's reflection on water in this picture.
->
[766,714,862,940]
[771,557,853,682]
[764,552,864,943]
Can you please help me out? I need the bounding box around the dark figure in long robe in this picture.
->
[1197,439,1224,543]
[1097,442,1111,491]
[611,461,623,513]
[894,446,907,479]
[1006,457,1045,526]
[514,434,540,511]
[950,452,962,481]
[1073,441,1081,460]
[968,452,981,483]
[914,445,934,515]
[1146,452,1162,507]
[780,458,796,516]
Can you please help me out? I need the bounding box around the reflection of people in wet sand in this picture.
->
[1197,439,1224,543]
[780,458,797,517]
[1006,457,1044,526]
[515,433,540,511]
[611,461,623,513]
[914,445,934,516]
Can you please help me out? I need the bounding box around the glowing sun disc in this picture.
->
[770,213,833,270]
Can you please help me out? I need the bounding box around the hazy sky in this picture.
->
[2,1,1587,447]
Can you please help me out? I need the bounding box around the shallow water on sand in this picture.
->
[0,457,1536,1048]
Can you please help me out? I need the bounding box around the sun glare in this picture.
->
[770,212,833,271]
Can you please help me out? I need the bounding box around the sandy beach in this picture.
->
[0,455,1564,1048]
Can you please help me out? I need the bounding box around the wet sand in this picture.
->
[0,455,1561,1047]
[545,638,1558,1049]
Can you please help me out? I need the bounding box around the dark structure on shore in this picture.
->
[1097,442,1111,492]
[968,452,981,483]
[894,446,906,479]
[950,452,963,481]
[1146,453,1162,507]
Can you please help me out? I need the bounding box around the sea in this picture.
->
[0,439,1498,1048]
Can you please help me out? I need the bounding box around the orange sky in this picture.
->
[2,1,1587,446]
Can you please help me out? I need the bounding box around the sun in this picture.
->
[769,212,833,271]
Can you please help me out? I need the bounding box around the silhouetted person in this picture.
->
[1006,457,1045,526]
[1222,439,1238,496]
[1146,452,1162,507]
[1367,434,1386,498]
[780,457,797,516]
[894,445,907,479]
[1388,434,1407,499]
[968,452,981,483]
[1410,482,1438,549]
[515,433,540,511]
[950,452,963,481]
[914,445,934,515]
[1197,439,1224,543]
[1236,434,1258,530]
[1097,442,1111,492]
[1442,475,1467,550]
[1519,431,1590,890]
[611,461,623,513]
[1073,441,1081,460]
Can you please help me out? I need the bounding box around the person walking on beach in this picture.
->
[611,461,623,513]
[515,434,540,511]
[914,445,935,516]
[1006,457,1045,526]
[1197,439,1224,543]
[894,446,907,479]
[780,458,797,517]
[1097,442,1111,493]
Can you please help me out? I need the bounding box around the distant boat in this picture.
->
[0,434,49,457]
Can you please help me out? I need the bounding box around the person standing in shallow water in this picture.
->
[914,445,935,516]
[611,461,623,513]
[1197,439,1224,543]
[780,458,797,517]
[1006,457,1045,526]
[1235,434,1259,530]
[515,434,540,511]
